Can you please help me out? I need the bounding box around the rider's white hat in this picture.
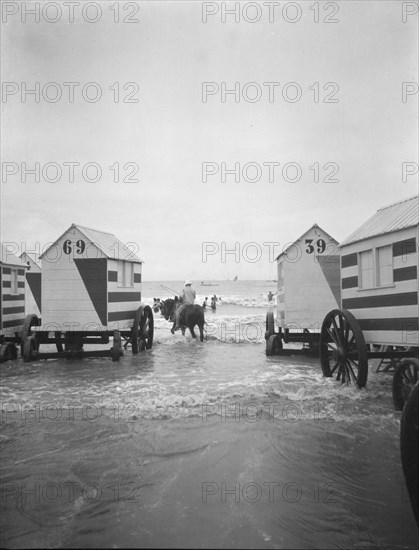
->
[184,280,192,286]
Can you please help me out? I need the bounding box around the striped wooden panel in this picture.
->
[341,253,357,268]
[361,329,418,346]
[393,237,416,258]
[340,229,418,345]
[393,253,417,270]
[342,279,417,300]
[342,291,417,310]
[1,267,26,336]
[342,276,358,289]
[394,266,417,281]
[347,304,418,320]
[107,260,142,330]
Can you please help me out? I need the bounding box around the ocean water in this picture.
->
[143,279,277,309]
[144,279,278,345]
[0,281,417,548]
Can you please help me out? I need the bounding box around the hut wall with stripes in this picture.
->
[39,224,143,332]
[0,244,27,338]
[339,195,418,346]
[20,252,42,319]
[276,224,341,331]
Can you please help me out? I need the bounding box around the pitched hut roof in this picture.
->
[20,252,41,269]
[0,244,28,267]
[340,195,418,246]
[39,223,143,263]
[275,224,339,261]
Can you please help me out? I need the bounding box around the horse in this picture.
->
[161,298,205,342]
[153,297,164,314]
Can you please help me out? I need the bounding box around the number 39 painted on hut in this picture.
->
[275,223,341,331]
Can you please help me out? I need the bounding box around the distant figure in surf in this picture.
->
[210,296,216,312]
[202,297,208,310]
[268,291,276,302]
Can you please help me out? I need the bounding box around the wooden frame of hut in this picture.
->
[18,223,153,362]
[339,195,418,347]
[319,195,418,394]
[39,223,143,332]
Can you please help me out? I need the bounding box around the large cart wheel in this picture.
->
[266,334,282,356]
[392,358,419,411]
[110,331,123,362]
[0,343,18,363]
[400,381,419,526]
[265,311,275,340]
[320,309,368,388]
[132,306,154,354]
[20,314,40,361]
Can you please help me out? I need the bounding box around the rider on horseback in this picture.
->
[172,281,196,333]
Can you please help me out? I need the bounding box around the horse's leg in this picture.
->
[189,325,196,339]
[181,327,186,336]
[199,323,204,342]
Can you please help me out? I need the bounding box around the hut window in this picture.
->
[376,245,393,286]
[10,268,18,294]
[359,250,373,288]
[117,261,134,287]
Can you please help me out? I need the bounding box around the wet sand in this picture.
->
[1,328,418,548]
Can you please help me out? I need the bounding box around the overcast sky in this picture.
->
[1,0,418,280]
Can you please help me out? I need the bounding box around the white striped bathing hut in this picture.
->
[339,195,418,346]
[38,223,143,332]
[0,244,27,338]
[275,224,341,331]
[20,252,42,319]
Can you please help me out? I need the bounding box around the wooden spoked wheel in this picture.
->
[132,306,154,354]
[266,334,282,356]
[320,309,368,388]
[400,381,419,526]
[21,314,40,362]
[392,357,419,411]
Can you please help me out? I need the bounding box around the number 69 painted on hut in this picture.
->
[320,195,418,393]
[20,223,153,362]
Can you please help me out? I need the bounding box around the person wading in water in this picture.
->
[172,281,196,333]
